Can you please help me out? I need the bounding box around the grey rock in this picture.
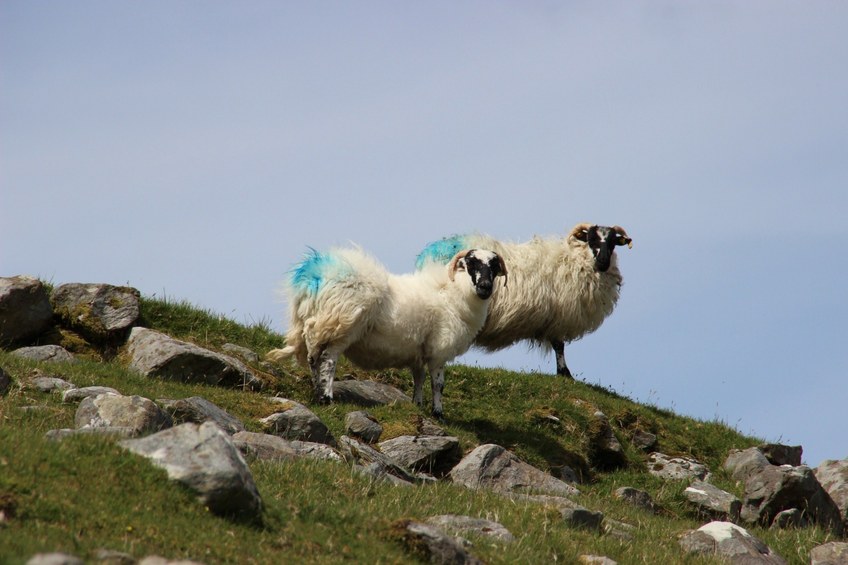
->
[759,443,802,467]
[344,410,382,443]
[631,428,657,452]
[25,374,76,393]
[127,327,262,390]
[602,518,636,541]
[50,283,140,341]
[232,431,298,461]
[232,431,343,462]
[679,521,786,563]
[332,379,412,406]
[92,548,135,564]
[684,479,742,522]
[340,435,419,484]
[810,541,848,565]
[120,422,262,521]
[261,399,334,445]
[62,386,120,403]
[157,396,245,435]
[450,444,580,497]
[614,486,656,512]
[379,435,462,477]
[741,464,844,536]
[399,521,484,565]
[816,458,848,526]
[578,556,618,565]
[425,514,515,543]
[354,462,414,487]
[589,411,626,470]
[289,440,344,461]
[647,452,709,481]
[25,553,84,565]
[770,508,809,529]
[725,447,772,482]
[12,345,76,364]
[75,394,172,436]
[417,416,448,437]
[221,343,260,364]
[0,275,54,347]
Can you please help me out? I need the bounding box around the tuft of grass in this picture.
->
[0,293,829,564]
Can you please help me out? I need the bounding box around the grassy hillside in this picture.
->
[0,296,832,563]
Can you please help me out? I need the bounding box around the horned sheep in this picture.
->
[415,223,632,378]
[266,246,507,418]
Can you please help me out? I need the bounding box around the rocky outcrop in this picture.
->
[261,398,335,445]
[127,327,263,390]
[683,480,742,522]
[679,521,786,563]
[344,410,383,443]
[157,396,246,435]
[647,452,709,481]
[75,394,172,436]
[2,277,845,564]
[741,463,844,536]
[378,435,462,477]
[449,444,580,497]
[332,379,412,406]
[816,459,848,526]
[50,283,140,342]
[120,422,263,522]
[393,519,485,565]
[0,276,54,347]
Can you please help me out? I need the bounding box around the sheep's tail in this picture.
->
[266,344,298,364]
[273,246,388,368]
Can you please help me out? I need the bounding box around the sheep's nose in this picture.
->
[476,279,493,299]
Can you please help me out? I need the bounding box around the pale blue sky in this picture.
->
[2,2,846,467]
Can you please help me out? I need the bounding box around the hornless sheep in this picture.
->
[266,246,507,418]
[415,223,632,378]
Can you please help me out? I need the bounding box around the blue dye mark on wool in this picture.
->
[415,235,469,270]
[289,248,336,295]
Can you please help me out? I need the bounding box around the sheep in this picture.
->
[266,245,507,418]
[415,223,632,378]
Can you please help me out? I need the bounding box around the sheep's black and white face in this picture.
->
[457,249,507,299]
[577,225,632,272]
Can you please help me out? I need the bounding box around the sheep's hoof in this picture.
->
[557,368,574,379]
[314,393,332,405]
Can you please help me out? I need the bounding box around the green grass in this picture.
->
[0,296,835,564]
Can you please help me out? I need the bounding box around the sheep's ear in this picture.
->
[613,226,633,249]
[570,223,592,242]
[447,250,469,282]
[496,255,508,288]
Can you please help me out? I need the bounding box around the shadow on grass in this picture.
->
[448,415,592,482]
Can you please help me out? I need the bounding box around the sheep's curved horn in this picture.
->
[447,250,469,282]
[612,225,633,249]
[570,223,593,242]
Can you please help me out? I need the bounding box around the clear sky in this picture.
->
[2,2,846,467]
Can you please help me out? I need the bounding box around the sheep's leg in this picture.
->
[309,347,339,404]
[429,363,445,420]
[550,339,574,379]
[411,365,426,408]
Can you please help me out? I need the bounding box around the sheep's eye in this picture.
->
[618,236,628,245]
[457,259,466,270]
